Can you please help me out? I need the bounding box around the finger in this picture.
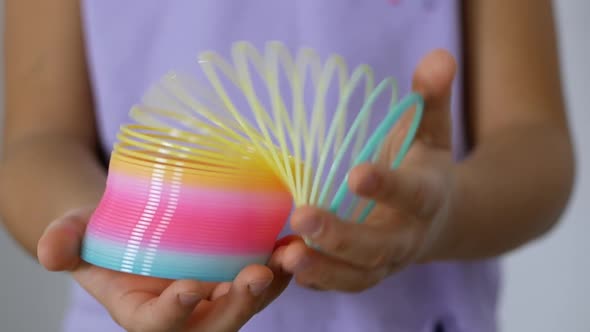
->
[74,268,219,332]
[195,265,275,331]
[260,243,293,306]
[412,49,457,149]
[279,240,387,292]
[348,163,443,219]
[290,206,405,269]
[37,208,91,271]
[113,279,205,332]
[210,282,232,301]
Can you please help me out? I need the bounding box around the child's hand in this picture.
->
[37,207,293,332]
[278,50,457,292]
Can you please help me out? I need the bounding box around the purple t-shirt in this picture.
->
[61,1,500,331]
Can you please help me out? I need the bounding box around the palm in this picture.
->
[74,264,232,328]
[274,49,459,292]
[359,103,452,212]
[38,208,293,332]
[358,58,456,262]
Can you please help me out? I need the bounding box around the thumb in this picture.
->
[411,49,457,149]
[37,207,93,271]
[198,265,276,331]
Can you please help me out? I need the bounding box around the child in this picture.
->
[1,1,574,331]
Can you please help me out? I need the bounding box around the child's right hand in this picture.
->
[37,207,292,332]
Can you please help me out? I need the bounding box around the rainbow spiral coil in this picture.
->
[81,41,424,281]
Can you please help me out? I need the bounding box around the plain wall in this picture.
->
[0,1,588,331]
[499,1,590,331]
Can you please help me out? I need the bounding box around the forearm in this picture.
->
[0,135,106,256]
[427,123,575,261]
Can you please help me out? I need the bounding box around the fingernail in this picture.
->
[178,292,201,306]
[298,217,323,238]
[248,279,272,296]
[43,218,69,235]
[268,247,286,270]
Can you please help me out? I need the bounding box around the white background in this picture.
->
[0,1,588,331]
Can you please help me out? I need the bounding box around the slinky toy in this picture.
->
[81,41,424,281]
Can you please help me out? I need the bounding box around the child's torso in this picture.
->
[61,1,500,331]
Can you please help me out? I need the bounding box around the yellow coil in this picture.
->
[129,41,398,207]
[113,124,275,176]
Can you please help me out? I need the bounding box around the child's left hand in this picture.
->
[277,49,459,292]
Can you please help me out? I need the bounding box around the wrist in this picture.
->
[416,162,470,264]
